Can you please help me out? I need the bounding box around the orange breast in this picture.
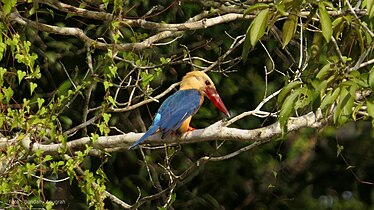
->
[178,115,192,133]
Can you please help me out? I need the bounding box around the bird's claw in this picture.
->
[187,126,196,131]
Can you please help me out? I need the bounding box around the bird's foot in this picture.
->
[187,126,196,131]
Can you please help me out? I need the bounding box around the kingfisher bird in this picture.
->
[129,71,230,149]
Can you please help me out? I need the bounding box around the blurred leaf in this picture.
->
[1,0,17,15]
[367,101,374,127]
[275,1,287,15]
[203,194,219,208]
[56,80,73,96]
[336,144,344,157]
[318,3,332,42]
[367,0,374,19]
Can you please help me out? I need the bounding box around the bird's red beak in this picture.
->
[204,86,230,117]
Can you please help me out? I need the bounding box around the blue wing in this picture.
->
[157,89,201,136]
[129,89,201,149]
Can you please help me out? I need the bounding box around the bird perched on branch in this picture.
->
[129,71,230,149]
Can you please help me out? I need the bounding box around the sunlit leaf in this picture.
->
[37,98,45,109]
[29,82,37,95]
[103,113,111,124]
[2,0,17,15]
[250,8,270,47]
[17,70,26,84]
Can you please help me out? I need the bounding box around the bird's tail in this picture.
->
[129,125,159,149]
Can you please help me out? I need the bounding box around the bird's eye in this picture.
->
[205,80,211,86]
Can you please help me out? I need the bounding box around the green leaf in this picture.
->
[367,101,374,127]
[108,65,117,78]
[17,70,26,84]
[243,3,270,16]
[352,102,364,121]
[45,201,54,210]
[0,67,7,86]
[103,80,113,90]
[333,87,354,125]
[316,63,332,80]
[320,87,340,110]
[294,87,311,110]
[30,82,37,95]
[250,8,270,47]
[282,12,298,48]
[44,155,53,162]
[367,0,374,19]
[107,95,117,107]
[3,87,13,103]
[242,22,254,63]
[332,17,345,38]
[277,81,303,105]
[279,88,302,135]
[141,72,154,88]
[55,80,72,96]
[37,98,45,109]
[369,66,374,90]
[1,0,17,15]
[318,3,332,42]
[103,113,111,124]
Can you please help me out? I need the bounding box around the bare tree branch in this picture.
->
[1,111,325,155]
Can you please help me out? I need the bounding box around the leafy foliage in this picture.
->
[0,0,373,209]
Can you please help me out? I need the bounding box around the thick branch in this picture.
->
[1,111,325,155]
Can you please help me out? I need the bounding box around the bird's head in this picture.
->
[180,71,230,117]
